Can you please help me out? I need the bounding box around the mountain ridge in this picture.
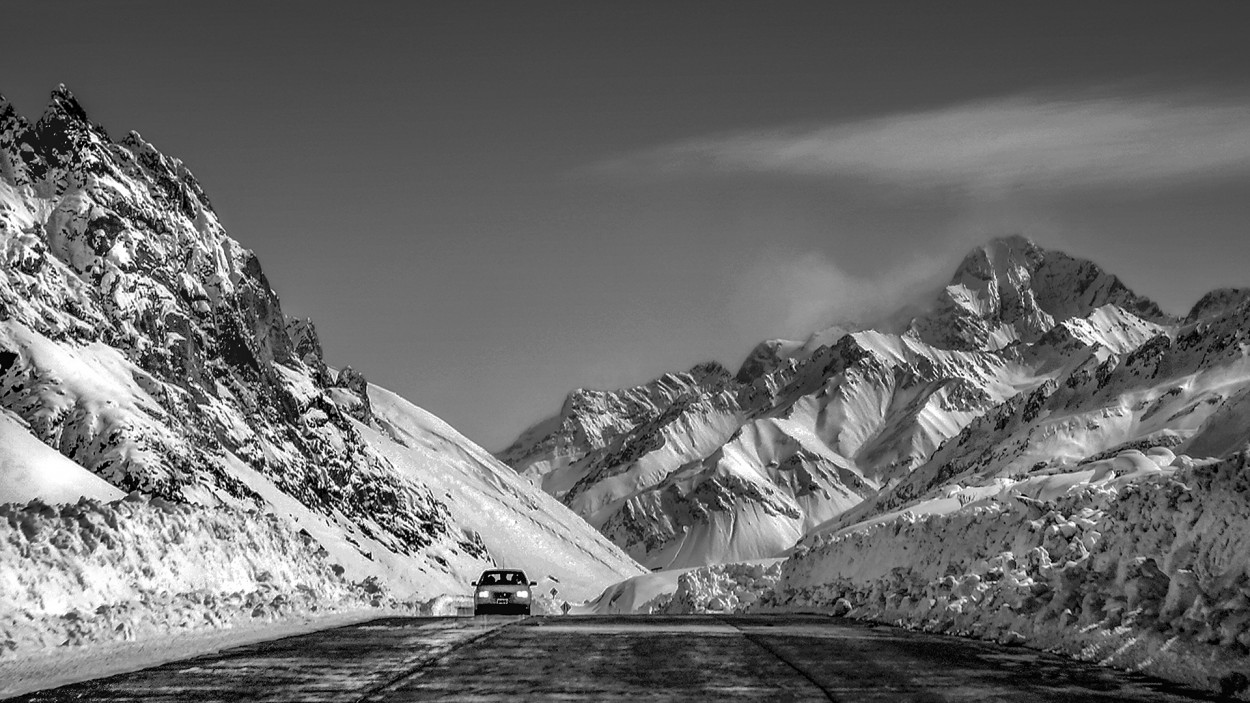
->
[500,234,1250,571]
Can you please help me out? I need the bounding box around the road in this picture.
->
[9,614,1223,702]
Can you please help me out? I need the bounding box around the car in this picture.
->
[471,569,537,616]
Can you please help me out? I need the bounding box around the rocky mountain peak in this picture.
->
[687,360,735,387]
[44,84,92,125]
[910,235,1170,351]
[12,84,112,190]
[950,234,1045,284]
[0,94,32,185]
[0,92,24,127]
[1186,288,1250,323]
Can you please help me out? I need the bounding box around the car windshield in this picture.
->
[478,570,527,585]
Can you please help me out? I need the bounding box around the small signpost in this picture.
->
[561,601,571,615]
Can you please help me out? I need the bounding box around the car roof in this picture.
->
[480,569,526,576]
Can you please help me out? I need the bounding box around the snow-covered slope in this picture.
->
[0,410,123,504]
[363,384,646,600]
[0,85,644,657]
[501,235,1250,573]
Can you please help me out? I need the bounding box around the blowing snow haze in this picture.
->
[2,2,1249,452]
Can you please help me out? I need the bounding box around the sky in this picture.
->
[2,1,1249,451]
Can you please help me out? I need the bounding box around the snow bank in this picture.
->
[652,560,785,614]
[588,560,784,615]
[757,449,1250,698]
[0,493,413,659]
[580,568,696,615]
[0,609,389,699]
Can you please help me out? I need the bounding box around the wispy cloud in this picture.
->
[595,92,1250,195]
[727,250,950,340]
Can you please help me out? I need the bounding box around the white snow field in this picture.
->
[0,84,645,692]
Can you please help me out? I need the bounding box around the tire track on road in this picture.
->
[713,614,838,702]
[353,617,521,702]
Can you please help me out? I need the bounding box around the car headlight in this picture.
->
[516,590,529,599]
[477,590,490,598]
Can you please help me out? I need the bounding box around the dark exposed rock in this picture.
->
[1186,288,1250,323]
[334,365,374,424]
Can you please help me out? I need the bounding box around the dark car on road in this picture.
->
[472,569,536,615]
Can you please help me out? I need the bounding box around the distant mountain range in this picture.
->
[500,234,1250,570]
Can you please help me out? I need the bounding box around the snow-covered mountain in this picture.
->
[0,85,645,616]
[501,235,1250,570]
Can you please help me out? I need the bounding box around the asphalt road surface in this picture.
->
[10,614,1225,702]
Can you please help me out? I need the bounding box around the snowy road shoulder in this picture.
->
[0,609,398,699]
[3,616,516,702]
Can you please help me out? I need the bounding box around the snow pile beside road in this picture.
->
[644,560,784,614]
[577,568,694,615]
[583,559,782,615]
[0,493,407,658]
[658,561,784,614]
[759,449,1250,697]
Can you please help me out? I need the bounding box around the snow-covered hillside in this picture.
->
[501,235,1250,574]
[0,86,644,658]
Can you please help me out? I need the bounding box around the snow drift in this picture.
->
[0,493,392,656]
